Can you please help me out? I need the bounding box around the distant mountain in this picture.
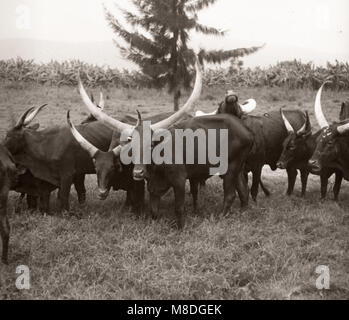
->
[0,38,347,70]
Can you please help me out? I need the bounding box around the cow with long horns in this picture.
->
[4,104,114,214]
[277,109,343,199]
[68,61,202,207]
[308,83,349,181]
[196,94,306,200]
[12,95,105,215]
[75,60,256,227]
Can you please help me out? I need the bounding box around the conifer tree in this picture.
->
[105,0,262,110]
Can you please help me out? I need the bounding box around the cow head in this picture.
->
[67,111,123,200]
[277,110,311,169]
[78,58,203,182]
[217,90,256,118]
[308,82,349,172]
[4,105,47,155]
[81,91,105,124]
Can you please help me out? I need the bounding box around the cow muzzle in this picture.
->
[98,188,110,200]
[276,161,287,170]
[308,159,321,173]
[133,169,145,181]
[225,94,238,104]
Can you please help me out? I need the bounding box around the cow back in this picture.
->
[243,110,305,170]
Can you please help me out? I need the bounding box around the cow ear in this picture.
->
[27,123,40,130]
[16,164,27,175]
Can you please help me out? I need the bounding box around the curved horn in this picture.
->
[336,121,349,135]
[90,92,95,103]
[315,82,330,129]
[99,91,105,110]
[151,58,203,131]
[112,145,122,156]
[15,107,35,128]
[195,110,217,117]
[135,110,142,127]
[23,104,48,126]
[240,99,256,114]
[281,109,295,134]
[297,111,310,135]
[67,111,99,158]
[78,77,134,134]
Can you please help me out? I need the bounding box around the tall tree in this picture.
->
[105,0,263,110]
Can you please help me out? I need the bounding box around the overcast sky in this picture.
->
[0,0,348,65]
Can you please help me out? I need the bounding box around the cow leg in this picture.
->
[26,195,38,213]
[250,166,262,202]
[59,176,73,214]
[189,179,199,215]
[0,191,10,264]
[259,180,271,197]
[236,171,249,209]
[74,174,86,205]
[15,193,25,214]
[124,190,132,209]
[286,167,298,196]
[173,181,186,229]
[149,193,161,220]
[131,181,145,216]
[320,171,331,200]
[300,169,309,197]
[333,172,343,202]
[222,166,238,216]
[39,192,51,215]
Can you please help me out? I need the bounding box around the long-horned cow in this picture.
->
[196,93,306,200]
[308,83,349,181]
[76,60,256,227]
[277,109,343,199]
[4,104,114,214]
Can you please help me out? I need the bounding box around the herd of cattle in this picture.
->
[1,60,349,265]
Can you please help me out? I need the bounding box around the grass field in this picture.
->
[0,82,348,300]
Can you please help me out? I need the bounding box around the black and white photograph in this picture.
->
[0,0,348,302]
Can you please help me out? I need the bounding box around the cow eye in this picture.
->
[127,136,132,142]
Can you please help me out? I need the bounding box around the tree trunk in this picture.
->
[173,88,181,111]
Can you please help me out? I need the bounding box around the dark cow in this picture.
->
[277,110,343,199]
[309,83,349,180]
[4,105,114,214]
[146,114,254,228]
[0,145,18,264]
[9,108,92,214]
[78,61,256,228]
[215,93,306,200]
[74,60,203,198]
[68,108,183,209]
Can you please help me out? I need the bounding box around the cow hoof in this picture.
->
[220,210,230,218]
[61,210,70,219]
[240,206,249,214]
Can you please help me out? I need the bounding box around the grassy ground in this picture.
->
[0,82,348,300]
